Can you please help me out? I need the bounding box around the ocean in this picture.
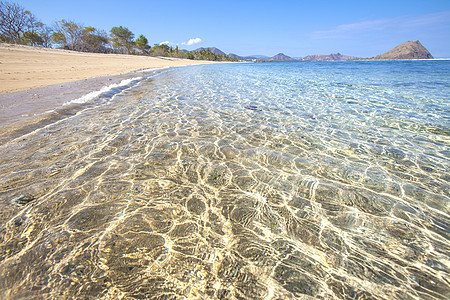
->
[0,61,449,299]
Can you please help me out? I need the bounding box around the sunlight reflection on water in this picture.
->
[0,61,449,299]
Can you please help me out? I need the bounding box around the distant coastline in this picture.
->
[250,40,435,62]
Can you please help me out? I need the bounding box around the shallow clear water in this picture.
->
[0,61,449,299]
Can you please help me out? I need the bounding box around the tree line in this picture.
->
[0,1,238,61]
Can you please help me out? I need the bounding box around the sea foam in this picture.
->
[64,77,143,106]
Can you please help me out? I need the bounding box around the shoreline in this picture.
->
[0,43,219,94]
[0,44,221,144]
[0,68,164,144]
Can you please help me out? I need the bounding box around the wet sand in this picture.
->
[0,43,217,94]
[0,69,161,143]
[0,44,220,144]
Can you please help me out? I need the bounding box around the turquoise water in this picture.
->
[0,61,449,299]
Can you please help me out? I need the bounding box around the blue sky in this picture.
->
[14,0,450,57]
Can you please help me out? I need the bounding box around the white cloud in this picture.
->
[310,10,450,39]
[159,41,170,45]
[182,38,202,46]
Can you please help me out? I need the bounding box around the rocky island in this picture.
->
[373,40,433,60]
[257,53,296,62]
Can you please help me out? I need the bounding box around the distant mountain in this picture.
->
[228,53,263,61]
[373,40,433,60]
[192,49,295,62]
[258,53,296,62]
[194,47,226,55]
[250,55,269,59]
[301,53,357,61]
[228,53,247,61]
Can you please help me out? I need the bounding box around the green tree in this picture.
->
[0,1,52,47]
[135,34,150,53]
[186,52,194,60]
[22,31,43,45]
[81,26,108,52]
[51,31,66,45]
[110,26,134,54]
[150,43,170,56]
[0,1,34,43]
[52,19,83,50]
[40,25,53,47]
[184,48,238,62]
[170,45,187,58]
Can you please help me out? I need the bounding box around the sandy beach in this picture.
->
[0,44,220,142]
[0,43,217,94]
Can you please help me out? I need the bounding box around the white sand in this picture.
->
[0,43,218,94]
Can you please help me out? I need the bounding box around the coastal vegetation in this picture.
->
[0,0,238,61]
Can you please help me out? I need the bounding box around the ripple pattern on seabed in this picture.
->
[0,62,449,299]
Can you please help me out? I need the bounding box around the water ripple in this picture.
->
[0,61,449,299]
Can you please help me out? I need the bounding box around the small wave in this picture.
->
[64,77,143,106]
[141,67,169,72]
[0,76,149,144]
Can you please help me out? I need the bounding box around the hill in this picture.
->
[302,53,357,61]
[249,55,269,59]
[258,53,295,62]
[228,54,270,61]
[228,53,257,61]
[194,47,226,55]
[374,40,433,60]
